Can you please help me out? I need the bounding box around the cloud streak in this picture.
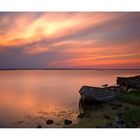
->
[0,12,140,69]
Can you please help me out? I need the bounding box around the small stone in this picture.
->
[64,119,72,125]
[46,119,54,125]
[36,125,42,128]
[77,113,84,119]
[102,84,108,87]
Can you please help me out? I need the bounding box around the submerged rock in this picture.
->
[46,119,54,125]
[64,119,72,125]
[102,84,108,87]
[36,125,42,128]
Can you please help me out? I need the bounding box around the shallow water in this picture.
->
[0,70,139,128]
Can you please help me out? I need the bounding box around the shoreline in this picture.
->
[0,69,140,71]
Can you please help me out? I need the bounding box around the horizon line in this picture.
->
[0,68,140,70]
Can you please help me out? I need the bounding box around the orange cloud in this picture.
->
[0,12,140,69]
[0,13,123,47]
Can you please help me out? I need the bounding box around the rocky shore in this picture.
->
[73,75,140,128]
[17,75,140,128]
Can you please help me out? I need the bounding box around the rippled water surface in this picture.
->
[0,70,139,127]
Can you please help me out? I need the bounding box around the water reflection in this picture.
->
[0,70,139,127]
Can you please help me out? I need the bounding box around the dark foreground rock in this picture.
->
[46,119,54,125]
[112,112,125,128]
[64,119,72,125]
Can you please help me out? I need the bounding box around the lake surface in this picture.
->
[0,70,139,128]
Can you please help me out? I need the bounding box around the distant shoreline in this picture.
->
[0,68,140,71]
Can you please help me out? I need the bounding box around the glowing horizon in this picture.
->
[0,12,140,69]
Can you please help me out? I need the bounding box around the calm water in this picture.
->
[0,70,139,128]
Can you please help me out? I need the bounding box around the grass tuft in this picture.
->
[117,90,140,105]
[124,109,140,127]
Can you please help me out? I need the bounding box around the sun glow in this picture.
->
[0,12,140,69]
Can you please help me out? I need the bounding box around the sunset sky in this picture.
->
[0,12,140,69]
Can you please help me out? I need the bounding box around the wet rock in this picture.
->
[77,113,84,119]
[102,84,108,87]
[64,119,72,125]
[104,115,111,120]
[46,119,54,125]
[36,125,42,128]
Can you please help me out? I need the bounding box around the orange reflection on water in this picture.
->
[0,70,140,127]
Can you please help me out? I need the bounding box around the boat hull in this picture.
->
[79,86,119,104]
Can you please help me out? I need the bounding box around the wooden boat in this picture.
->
[117,75,140,90]
[79,86,120,103]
